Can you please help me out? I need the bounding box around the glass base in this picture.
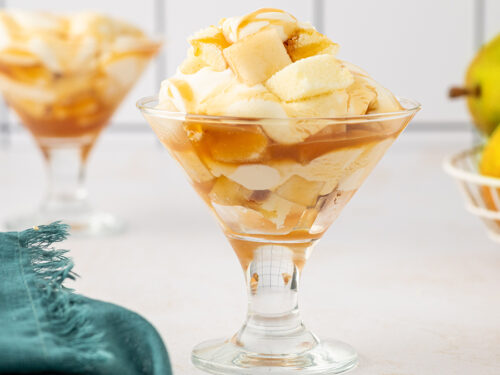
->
[4,211,125,237]
[192,337,358,374]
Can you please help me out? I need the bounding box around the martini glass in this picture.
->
[139,96,420,374]
[0,37,160,235]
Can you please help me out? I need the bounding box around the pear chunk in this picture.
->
[258,193,303,229]
[276,175,324,207]
[173,150,213,183]
[209,176,252,206]
[285,28,339,61]
[179,48,210,74]
[187,26,229,72]
[265,54,354,101]
[223,28,292,86]
[202,123,269,163]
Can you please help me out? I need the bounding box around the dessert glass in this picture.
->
[0,38,160,235]
[139,96,420,374]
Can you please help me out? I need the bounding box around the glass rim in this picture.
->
[137,96,421,124]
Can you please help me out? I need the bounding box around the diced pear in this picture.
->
[223,28,292,85]
[203,158,237,178]
[296,208,320,230]
[103,54,148,88]
[304,147,366,182]
[218,197,299,234]
[265,54,354,101]
[27,37,63,73]
[209,176,253,206]
[319,180,338,195]
[271,147,365,185]
[276,175,324,207]
[145,113,191,151]
[0,49,39,66]
[200,122,269,163]
[173,149,214,183]
[179,47,209,74]
[258,192,303,229]
[216,205,270,234]
[285,28,339,61]
[0,75,55,103]
[227,164,281,190]
[188,26,229,72]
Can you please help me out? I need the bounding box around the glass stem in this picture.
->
[232,242,318,355]
[39,138,91,217]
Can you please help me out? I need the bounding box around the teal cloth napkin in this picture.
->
[0,222,172,375]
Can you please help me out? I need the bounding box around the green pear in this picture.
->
[450,33,500,135]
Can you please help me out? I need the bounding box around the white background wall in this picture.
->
[1,0,499,133]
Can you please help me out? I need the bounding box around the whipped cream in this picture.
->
[159,7,402,139]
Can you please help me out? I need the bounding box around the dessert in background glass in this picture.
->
[139,8,420,374]
[0,11,160,235]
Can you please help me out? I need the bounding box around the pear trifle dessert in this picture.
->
[139,8,419,375]
[0,11,160,234]
[150,9,405,266]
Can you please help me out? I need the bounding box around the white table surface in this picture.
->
[1,129,499,375]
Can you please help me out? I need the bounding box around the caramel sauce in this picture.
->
[186,119,405,165]
[0,60,50,83]
[162,117,409,267]
[235,8,298,41]
[150,114,410,269]
[191,31,230,50]
[229,236,314,271]
[5,94,114,139]
[0,46,159,148]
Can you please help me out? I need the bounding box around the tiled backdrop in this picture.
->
[0,0,499,139]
